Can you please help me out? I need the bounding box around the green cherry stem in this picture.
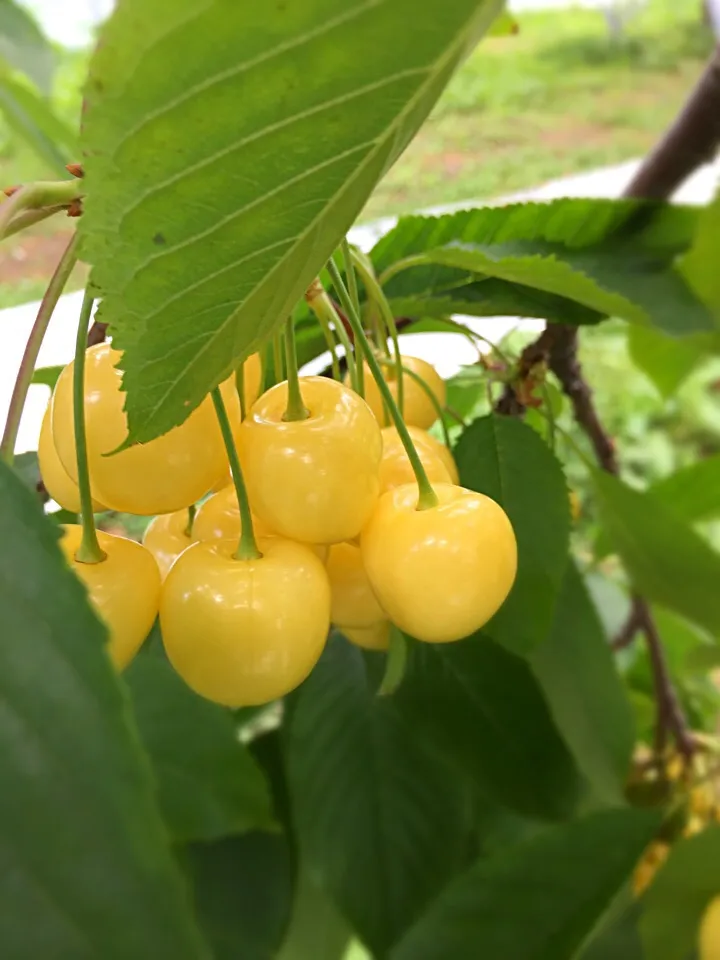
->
[210,387,262,561]
[350,247,403,416]
[305,279,358,391]
[0,231,80,464]
[282,319,309,422]
[341,240,364,397]
[235,362,247,421]
[315,306,341,380]
[73,288,106,564]
[378,626,408,696]
[0,180,81,238]
[327,258,438,511]
[185,503,197,538]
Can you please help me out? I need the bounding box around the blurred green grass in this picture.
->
[362,0,713,218]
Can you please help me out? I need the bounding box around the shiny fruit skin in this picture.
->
[356,356,446,429]
[378,439,451,493]
[238,353,263,415]
[160,537,330,706]
[60,525,161,669]
[361,483,517,643]
[326,541,385,628]
[381,426,458,488]
[340,621,390,651]
[699,895,720,960]
[142,510,195,580]
[51,343,240,515]
[239,376,382,544]
[193,486,328,562]
[38,405,104,513]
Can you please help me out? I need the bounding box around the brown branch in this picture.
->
[86,320,107,348]
[623,45,720,201]
[494,52,720,758]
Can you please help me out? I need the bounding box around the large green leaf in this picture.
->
[650,454,720,525]
[579,896,644,960]
[593,471,720,636]
[183,831,292,960]
[285,633,470,957]
[277,868,352,960]
[392,809,660,960]
[395,635,581,821]
[0,461,207,958]
[529,561,635,807]
[0,0,54,93]
[125,646,275,843]
[680,189,720,324]
[80,0,503,444]
[627,324,711,399]
[0,67,76,174]
[640,826,720,960]
[372,200,710,336]
[454,414,571,655]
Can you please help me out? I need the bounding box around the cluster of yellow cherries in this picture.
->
[41,275,517,708]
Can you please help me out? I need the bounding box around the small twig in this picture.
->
[86,320,107,347]
[612,600,643,650]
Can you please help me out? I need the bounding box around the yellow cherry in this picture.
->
[239,376,382,544]
[381,426,459,488]
[60,525,161,670]
[353,356,446,429]
[51,343,241,515]
[160,537,330,706]
[378,439,451,493]
[192,486,276,544]
[238,352,263,415]
[38,404,104,513]
[142,509,195,580]
[340,621,391,651]
[326,541,385,628]
[699,894,720,960]
[361,483,517,643]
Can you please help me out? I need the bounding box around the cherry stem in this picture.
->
[327,257,438,510]
[350,248,403,416]
[210,387,262,561]
[341,239,364,397]
[378,625,408,696]
[282,319,310,422]
[0,231,80,465]
[314,305,341,379]
[396,361,452,450]
[185,504,196,539]
[235,362,247,420]
[0,180,81,239]
[73,289,106,564]
[305,280,358,390]
[377,252,432,287]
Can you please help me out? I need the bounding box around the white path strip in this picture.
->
[1,157,717,454]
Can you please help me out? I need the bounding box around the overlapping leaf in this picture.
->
[0,462,207,959]
[80,0,503,443]
[0,0,55,93]
[680,187,720,324]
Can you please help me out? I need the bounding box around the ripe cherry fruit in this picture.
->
[356,356,446,429]
[699,895,720,960]
[326,540,385,628]
[340,621,390,651]
[38,405,104,513]
[378,426,452,493]
[142,509,195,580]
[51,343,242,515]
[160,537,330,706]
[60,525,161,669]
[361,483,517,643]
[239,376,382,544]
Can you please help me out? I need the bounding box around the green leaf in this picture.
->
[277,868,352,960]
[593,471,720,636]
[392,809,661,960]
[285,633,470,957]
[650,454,720,525]
[0,460,207,959]
[454,414,571,655]
[0,0,54,93]
[125,647,275,843]
[627,324,711,398]
[0,67,76,174]
[373,200,710,336]
[395,635,581,821]
[184,831,292,960]
[487,9,518,35]
[12,449,40,492]
[529,561,635,807]
[80,0,503,444]
[640,826,720,960]
[579,895,644,960]
[31,363,64,391]
[680,189,720,324]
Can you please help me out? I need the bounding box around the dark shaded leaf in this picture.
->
[395,635,581,821]
[0,460,207,959]
[393,810,660,960]
[455,414,571,654]
[530,561,635,806]
[285,633,470,957]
